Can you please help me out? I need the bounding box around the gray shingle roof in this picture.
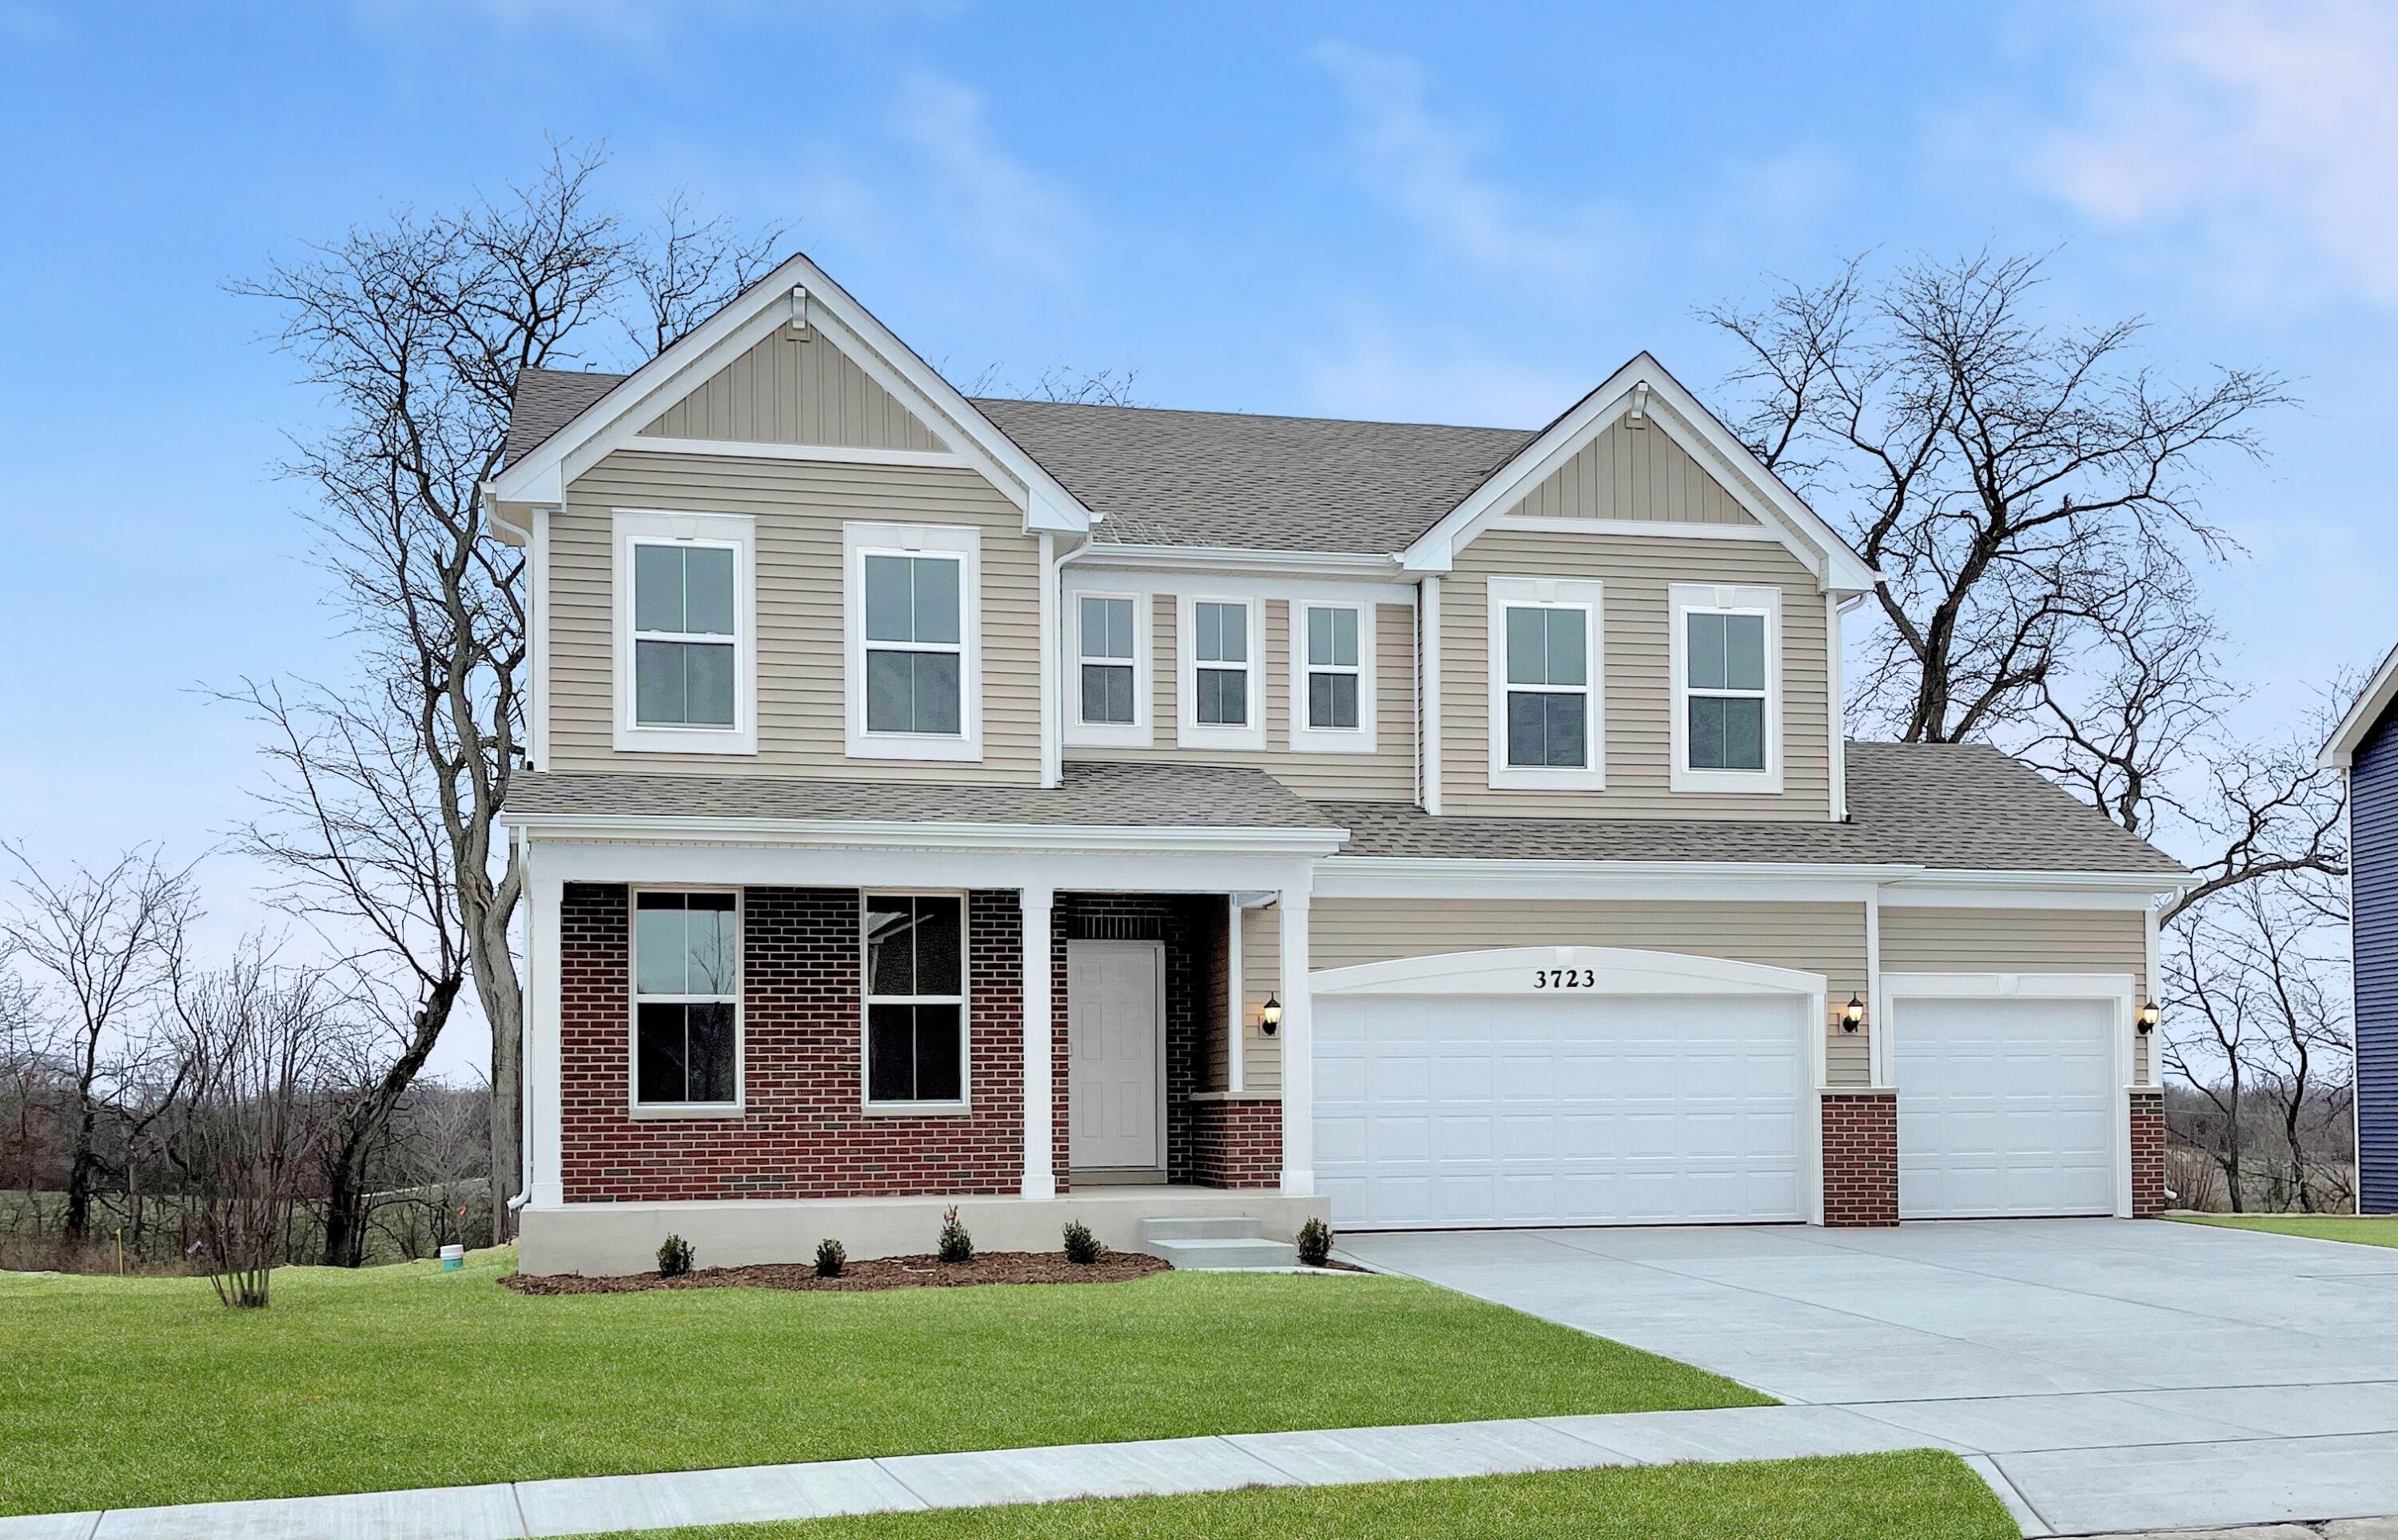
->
[505,759,1342,833]
[1322,742,2189,876]
[504,368,624,468]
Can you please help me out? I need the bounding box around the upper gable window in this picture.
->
[1177,595,1265,750]
[845,523,982,762]
[1486,577,1603,790]
[613,510,757,756]
[1288,601,1378,754]
[1671,583,1783,794]
[1066,591,1151,748]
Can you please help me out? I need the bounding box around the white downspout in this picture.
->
[1421,575,1443,815]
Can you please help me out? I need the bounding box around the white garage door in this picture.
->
[1314,991,1807,1228]
[1896,997,2117,1219]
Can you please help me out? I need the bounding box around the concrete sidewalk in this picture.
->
[0,1402,1950,1540]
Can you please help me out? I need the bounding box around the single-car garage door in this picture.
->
[1895,997,2117,1219]
[1313,989,1808,1228]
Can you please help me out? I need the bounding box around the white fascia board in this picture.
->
[2320,639,2398,767]
[1315,855,1914,905]
[1399,352,1881,595]
[1884,866,2196,896]
[500,811,1348,858]
[517,839,1324,899]
[1068,543,1405,578]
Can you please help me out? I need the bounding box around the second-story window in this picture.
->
[845,522,982,762]
[1486,577,1603,790]
[1079,595,1137,725]
[1305,605,1360,729]
[1671,583,1782,793]
[632,542,738,728]
[1193,600,1251,725]
[1288,600,1379,754]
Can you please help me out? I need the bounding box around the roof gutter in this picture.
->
[500,810,1350,858]
[1063,541,1404,578]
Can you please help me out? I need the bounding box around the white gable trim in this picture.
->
[1400,352,1880,594]
[489,252,1091,535]
[2322,639,2398,768]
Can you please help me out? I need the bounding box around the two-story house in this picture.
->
[488,253,2192,1275]
[2322,647,2397,1214]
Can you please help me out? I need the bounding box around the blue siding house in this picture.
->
[2325,645,2398,1214]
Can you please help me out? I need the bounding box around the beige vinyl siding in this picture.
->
[1074,596,1416,801]
[1241,903,1282,1093]
[639,328,947,451]
[1516,416,1759,525]
[1880,906,2153,1080]
[548,449,1042,782]
[1441,529,1830,819]
[1309,897,1871,1086]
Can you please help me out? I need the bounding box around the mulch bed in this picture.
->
[503,1249,1173,1295]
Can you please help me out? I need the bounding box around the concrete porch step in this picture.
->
[1145,1235,1301,1270]
[1140,1215,1269,1242]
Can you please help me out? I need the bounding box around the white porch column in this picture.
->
[1277,881,1314,1196]
[526,869,565,1208]
[1420,575,1443,815]
[1020,885,1057,1200]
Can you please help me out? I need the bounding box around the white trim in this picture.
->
[627,886,745,1119]
[1069,543,1403,577]
[1420,575,1443,815]
[1827,594,1851,823]
[2321,638,2398,766]
[1491,515,1782,541]
[611,509,759,757]
[1866,889,1889,1085]
[1277,882,1313,1196]
[615,436,970,470]
[1486,576,1604,790]
[1064,588,1153,748]
[1038,533,1060,786]
[1064,567,1418,607]
[1176,593,1268,750]
[1289,599,1379,754]
[1314,857,2181,906]
[1881,969,2140,1219]
[2143,899,2161,1088]
[504,812,1348,858]
[860,889,971,1116]
[1020,885,1055,1199]
[526,869,564,1206]
[1669,582,1784,794]
[842,521,984,763]
[529,506,553,770]
[1400,352,1881,595]
[1225,893,1246,1093]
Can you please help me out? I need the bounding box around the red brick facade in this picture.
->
[1820,1090,1899,1227]
[1189,1096,1283,1188]
[2130,1088,2167,1218]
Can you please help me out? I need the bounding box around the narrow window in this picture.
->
[633,892,739,1108]
[1193,600,1250,726]
[863,893,966,1106]
[1686,611,1768,771]
[863,553,963,736]
[1078,595,1137,726]
[1504,604,1590,768]
[1304,605,1361,730]
[632,543,737,728]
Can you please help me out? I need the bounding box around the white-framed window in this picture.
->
[1288,600,1378,754]
[843,522,982,762]
[1176,595,1265,750]
[1671,583,1783,793]
[612,509,757,755]
[630,889,742,1116]
[1486,577,1603,790]
[862,892,969,1112]
[1065,590,1152,748]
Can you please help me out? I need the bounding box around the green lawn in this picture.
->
[0,1246,1766,1518]
[2169,1212,2398,1249]
[569,1452,2013,1540]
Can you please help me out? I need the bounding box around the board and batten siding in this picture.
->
[1071,595,1416,802]
[1516,415,1761,526]
[1307,897,1873,1086]
[1440,529,1831,819]
[1878,906,2154,1083]
[547,449,1043,782]
[639,328,948,452]
[2352,710,2398,1213]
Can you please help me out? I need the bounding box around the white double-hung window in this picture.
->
[862,892,967,1111]
[1486,577,1603,790]
[845,523,982,762]
[631,889,741,1116]
[1066,591,1151,746]
[1177,595,1265,749]
[614,510,757,754]
[1671,583,1782,792]
[1288,600,1377,753]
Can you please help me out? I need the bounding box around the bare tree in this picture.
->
[966,362,1142,406]
[0,845,197,1246]
[623,189,787,356]
[233,148,782,1240]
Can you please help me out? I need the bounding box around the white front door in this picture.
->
[1895,997,2117,1219]
[1068,940,1163,1172]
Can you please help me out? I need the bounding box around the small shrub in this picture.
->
[938,1204,974,1263]
[1296,1216,1332,1267]
[1062,1220,1104,1264]
[657,1233,695,1279]
[814,1237,846,1278]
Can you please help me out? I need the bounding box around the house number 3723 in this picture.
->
[1533,969,1599,989]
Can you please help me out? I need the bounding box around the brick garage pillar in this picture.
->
[1820,1089,1898,1227]
[2129,1087,2167,1218]
[1188,1094,1282,1188]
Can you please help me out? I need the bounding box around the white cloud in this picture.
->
[1312,40,1644,289]
[2028,0,2398,308]
[1295,308,1583,428]
[886,71,1088,284]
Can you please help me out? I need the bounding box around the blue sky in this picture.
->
[3,1,2392,1079]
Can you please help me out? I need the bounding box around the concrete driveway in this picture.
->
[1342,1220,2398,1536]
